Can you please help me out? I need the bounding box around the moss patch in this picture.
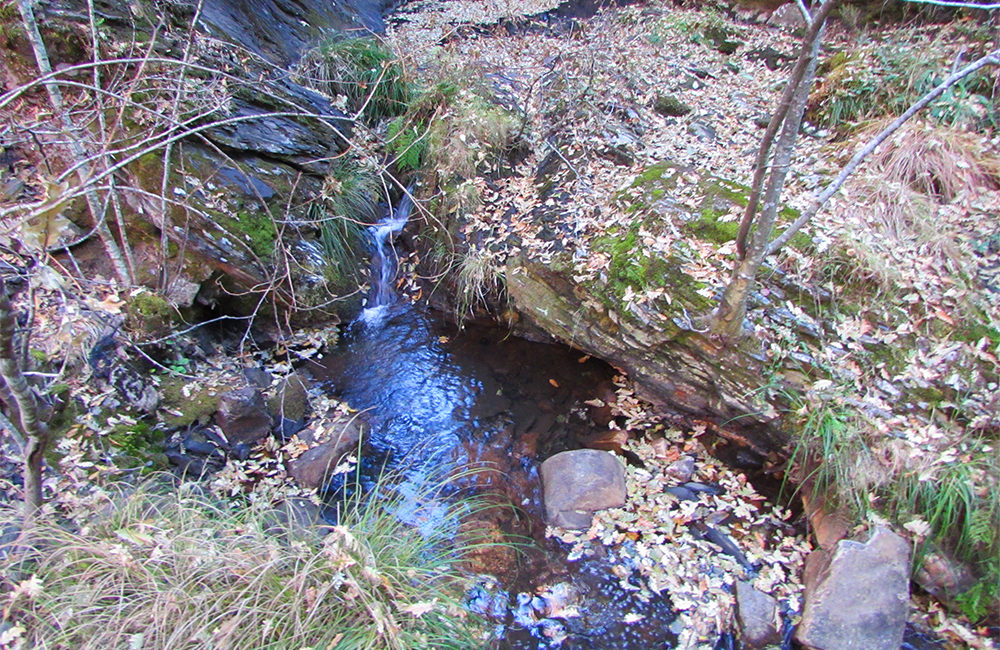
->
[159,377,223,428]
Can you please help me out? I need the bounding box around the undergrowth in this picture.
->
[785,394,1000,622]
[0,476,486,649]
[811,25,998,133]
[297,37,410,124]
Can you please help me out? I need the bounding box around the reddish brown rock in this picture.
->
[286,419,364,489]
[214,387,271,446]
[540,449,626,529]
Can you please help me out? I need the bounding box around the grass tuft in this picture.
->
[1,476,486,649]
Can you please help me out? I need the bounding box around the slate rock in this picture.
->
[214,387,272,446]
[540,449,626,529]
[267,372,311,423]
[796,526,910,650]
[736,581,780,648]
[287,419,364,490]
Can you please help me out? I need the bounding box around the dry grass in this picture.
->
[0,477,485,649]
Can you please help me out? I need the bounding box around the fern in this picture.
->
[387,116,427,172]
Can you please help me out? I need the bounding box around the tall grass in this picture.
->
[296,37,410,124]
[784,396,1000,622]
[1,477,486,649]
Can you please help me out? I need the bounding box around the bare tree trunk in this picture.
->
[767,47,1000,254]
[712,1,834,338]
[0,278,49,521]
[735,0,840,259]
[16,0,133,286]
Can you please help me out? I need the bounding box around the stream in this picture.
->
[308,193,678,647]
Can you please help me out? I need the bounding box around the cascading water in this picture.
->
[359,189,413,323]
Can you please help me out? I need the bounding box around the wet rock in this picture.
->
[735,581,780,648]
[267,372,311,423]
[214,387,272,446]
[796,526,910,650]
[286,418,364,489]
[540,449,626,529]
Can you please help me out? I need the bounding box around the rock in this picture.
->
[736,581,780,648]
[244,367,273,389]
[540,449,626,529]
[267,372,311,423]
[688,120,717,142]
[506,253,793,453]
[914,548,976,605]
[199,0,387,66]
[796,526,910,650]
[767,3,806,31]
[286,418,364,489]
[264,497,329,541]
[665,456,696,482]
[653,94,692,117]
[214,387,272,446]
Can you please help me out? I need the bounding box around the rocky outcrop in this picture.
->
[540,449,626,529]
[507,255,795,452]
[286,416,365,489]
[796,526,910,650]
[199,0,388,66]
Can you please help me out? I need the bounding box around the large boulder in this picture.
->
[796,526,910,650]
[540,449,626,529]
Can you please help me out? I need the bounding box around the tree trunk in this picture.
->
[16,0,133,286]
[712,2,833,338]
[0,279,49,521]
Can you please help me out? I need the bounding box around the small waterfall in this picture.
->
[359,189,413,323]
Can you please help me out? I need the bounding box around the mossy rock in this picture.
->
[126,291,177,338]
[159,377,223,428]
[653,94,692,118]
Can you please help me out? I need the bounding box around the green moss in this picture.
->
[159,377,222,428]
[592,223,712,315]
[107,420,168,470]
[653,94,692,117]
[126,291,175,337]
[218,210,278,260]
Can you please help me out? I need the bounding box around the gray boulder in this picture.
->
[796,526,910,650]
[540,449,626,529]
[735,581,780,648]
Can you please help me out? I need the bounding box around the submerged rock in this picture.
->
[540,449,626,529]
[796,526,910,650]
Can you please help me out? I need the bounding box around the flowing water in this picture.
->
[308,193,677,647]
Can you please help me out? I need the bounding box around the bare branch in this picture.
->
[903,0,999,9]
